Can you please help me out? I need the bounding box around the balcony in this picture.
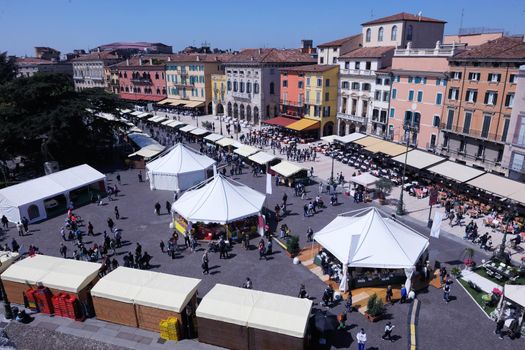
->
[131,77,152,85]
[439,123,504,143]
[280,99,303,107]
[337,112,367,124]
[340,68,374,76]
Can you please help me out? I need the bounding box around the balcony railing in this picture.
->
[336,112,367,124]
[280,99,303,107]
[131,77,152,84]
[340,68,374,76]
[439,123,504,143]
[440,147,501,167]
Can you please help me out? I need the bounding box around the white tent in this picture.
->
[314,208,429,269]
[351,172,379,188]
[0,164,106,223]
[172,174,265,224]
[146,143,216,192]
[504,284,525,308]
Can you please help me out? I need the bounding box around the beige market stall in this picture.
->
[270,161,307,186]
[196,284,312,350]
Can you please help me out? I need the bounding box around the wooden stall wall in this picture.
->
[92,296,138,327]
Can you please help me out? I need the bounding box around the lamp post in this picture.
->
[496,202,516,262]
[329,142,335,185]
[396,104,419,216]
[215,89,223,135]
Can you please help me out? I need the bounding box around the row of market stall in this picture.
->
[0,253,312,349]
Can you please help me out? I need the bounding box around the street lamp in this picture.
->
[397,104,420,216]
[215,89,223,135]
[496,201,517,262]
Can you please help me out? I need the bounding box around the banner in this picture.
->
[213,164,217,176]
[430,212,445,238]
[266,173,272,195]
[258,214,265,236]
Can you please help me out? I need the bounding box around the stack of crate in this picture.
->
[159,317,180,341]
[51,292,84,320]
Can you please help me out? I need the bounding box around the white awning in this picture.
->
[216,137,236,147]
[120,109,133,114]
[505,284,525,307]
[270,161,305,178]
[128,146,165,159]
[248,152,279,165]
[168,121,185,128]
[391,149,446,170]
[196,284,312,338]
[160,119,174,126]
[180,125,196,133]
[0,251,19,274]
[131,111,143,116]
[204,133,224,143]
[335,132,366,144]
[351,172,379,188]
[234,145,260,158]
[467,173,525,201]
[190,127,209,136]
[321,135,342,143]
[352,136,383,147]
[428,161,485,183]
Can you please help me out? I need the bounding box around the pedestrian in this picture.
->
[138,171,143,182]
[303,204,309,217]
[111,258,119,270]
[346,291,353,313]
[494,316,505,339]
[202,251,209,275]
[356,328,367,350]
[160,240,165,253]
[107,217,114,232]
[266,238,272,255]
[184,233,190,248]
[114,206,120,220]
[165,201,171,214]
[11,238,19,253]
[282,193,288,211]
[386,285,393,304]
[16,222,24,236]
[21,217,29,234]
[258,239,267,260]
[306,226,314,242]
[400,284,407,303]
[87,221,94,236]
[1,215,8,230]
[59,243,67,258]
[116,174,121,184]
[298,284,309,299]
[243,231,249,250]
[154,202,161,215]
[382,322,395,342]
[310,166,314,177]
[337,312,347,330]
[242,277,253,289]
[219,238,228,259]
[60,227,67,241]
[443,280,451,303]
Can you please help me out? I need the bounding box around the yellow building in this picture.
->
[211,74,227,115]
[301,65,339,136]
[162,54,228,114]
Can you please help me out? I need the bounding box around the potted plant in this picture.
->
[462,248,476,270]
[376,178,394,205]
[451,266,462,278]
[286,235,300,258]
[365,293,385,322]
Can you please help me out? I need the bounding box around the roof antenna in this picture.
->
[459,8,465,35]
[370,9,374,19]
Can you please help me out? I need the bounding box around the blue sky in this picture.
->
[1,0,523,56]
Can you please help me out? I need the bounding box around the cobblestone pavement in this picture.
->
[0,113,520,349]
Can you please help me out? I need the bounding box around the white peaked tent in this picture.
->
[146,143,216,192]
[171,174,265,224]
[314,208,429,292]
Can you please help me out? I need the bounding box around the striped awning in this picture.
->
[286,118,320,131]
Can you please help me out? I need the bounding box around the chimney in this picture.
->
[126,58,129,66]
[301,39,313,54]
[149,58,153,65]
[196,56,200,62]
[258,48,262,54]
[139,57,143,66]
[167,56,171,62]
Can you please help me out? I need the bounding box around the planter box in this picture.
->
[365,312,383,323]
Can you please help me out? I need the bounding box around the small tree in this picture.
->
[286,235,300,255]
[366,293,384,317]
[376,178,394,199]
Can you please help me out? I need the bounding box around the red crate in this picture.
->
[34,286,54,315]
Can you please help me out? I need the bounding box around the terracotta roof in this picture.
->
[318,34,362,48]
[451,36,525,61]
[226,48,315,64]
[340,46,395,59]
[166,53,232,63]
[71,51,120,62]
[362,12,446,25]
[114,54,171,68]
[281,64,339,73]
[16,57,51,65]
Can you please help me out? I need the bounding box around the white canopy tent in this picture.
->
[180,125,196,133]
[127,132,165,159]
[0,164,106,223]
[504,284,525,308]
[146,143,216,192]
[248,152,279,166]
[314,208,429,292]
[234,145,260,158]
[172,174,265,224]
[270,161,305,178]
[204,133,224,143]
[351,172,379,188]
[335,132,366,145]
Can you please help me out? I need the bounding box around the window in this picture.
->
[414,76,421,84]
[423,77,427,84]
[344,61,350,69]
[459,140,466,153]
[325,92,329,101]
[511,153,525,172]
[417,91,423,102]
[502,118,510,142]
[406,25,413,41]
[378,27,384,41]
[254,82,259,94]
[468,72,480,81]
[305,90,310,103]
[365,61,371,70]
[375,90,381,100]
[240,82,245,93]
[488,73,501,82]
[466,89,477,103]
[509,74,517,84]
[376,78,382,85]
[355,62,360,70]
[325,79,330,87]
[481,115,491,138]
[430,134,437,147]
[432,116,440,127]
[323,106,331,117]
[391,25,398,41]
[505,93,515,107]
[247,82,252,93]
[383,91,389,101]
[362,83,371,91]
[269,82,275,95]
[384,78,390,85]
[448,88,459,100]
[463,111,472,134]
[351,82,360,90]
[320,57,324,64]
[390,108,395,118]
[396,75,400,82]
[227,80,232,91]
[391,88,397,99]
[484,91,498,105]
[446,109,454,129]
[282,80,288,87]
[436,78,441,86]
[233,81,238,92]
[452,71,462,80]
[436,93,443,105]
[408,76,413,83]
[408,90,414,101]
[306,77,310,86]
[342,81,349,89]
[317,78,322,87]
[332,57,337,64]
[477,145,484,158]
[366,28,371,42]
[315,92,320,104]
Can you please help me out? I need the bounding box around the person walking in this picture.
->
[16,222,24,236]
[243,232,250,250]
[400,284,407,303]
[382,322,395,341]
[443,280,451,303]
[21,217,29,234]
[87,221,94,236]
[242,277,253,289]
[386,285,393,304]
[154,202,161,215]
[114,206,120,220]
[107,217,114,232]
[59,243,67,258]
[138,171,143,182]
[1,215,8,230]
[160,240,165,253]
[202,251,209,275]
[306,227,313,242]
[356,329,367,350]
[337,312,347,330]
[282,193,288,211]
[258,239,267,260]
[346,291,353,313]
[165,201,172,214]
[494,316,505,339]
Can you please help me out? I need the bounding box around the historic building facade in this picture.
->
[72,52,121,91]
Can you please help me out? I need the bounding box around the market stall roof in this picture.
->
[184,100,205,108]
[336,132,367,145]
[172,174,265,224]
[90,267,201,312]
[0,251,19,274]
[314,208,429,269]
[146,143,215,175]
[190,127,209,136]
[156,99,172,105]
[352,136,383,147]
[391,149,446,170]
[248,152,279,165]
[157,98,188,107]
[234,145,260,158]
[127,132,165,158]
[160,119,174,126]
[167,120,186,128]
[270,161,305,178]
[179,125,197,133]
[427,161,485,183]
[1,255,101,293]
[504,284,525,307]
[286,118,320,131]
[196,284,312,338]
[128,145,165,158]
[0,164,105,208]
[321,135,342,143]
[466,173,525,201]
[204,133,224,143]
[216,137,242,148]
[351,172,379,188]
[130,111,143,116]
[120,109,133,114]
[262,116,297,127]
[134,112,149,119]
[363,140,410,157]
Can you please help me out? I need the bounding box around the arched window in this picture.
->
[155,73,159,79]
[391,25,398,41]
[233,81,238,92]
[406,25,413,41]
[365,28,371,42]
[378,27,384,42]
[240,82,245,93]
[254,82,259,94]
[227,80,232,91]
[269,82,275,95]
[266,104,270,117]
[246,82,252,93]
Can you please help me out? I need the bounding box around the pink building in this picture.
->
[388,43,463,150]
